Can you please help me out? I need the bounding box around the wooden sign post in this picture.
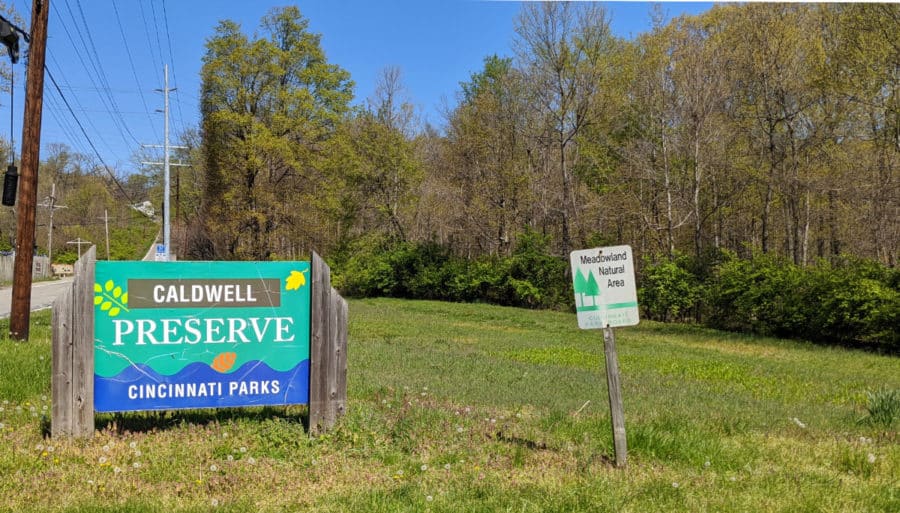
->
[570,245,639,468]
[52,249,347,439]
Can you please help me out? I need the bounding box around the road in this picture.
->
[0,278,74,318]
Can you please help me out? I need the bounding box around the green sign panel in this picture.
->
[94,261,311,412]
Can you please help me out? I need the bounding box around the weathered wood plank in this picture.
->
[333,293,348,419]
[308,252,332,435]
[51,285,74,438]
[603,326,627,467]
[72,247,96,437]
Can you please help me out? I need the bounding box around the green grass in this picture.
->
[0,299,897,512]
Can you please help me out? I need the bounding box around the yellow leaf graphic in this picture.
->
[109,307,120,317]
[94,296,103,306]
[101,301,112,311]
[105,280,114,292]
[113,286,122,298]
[285,270,307,291]
[121,292,128,305]
[94,283,102,293]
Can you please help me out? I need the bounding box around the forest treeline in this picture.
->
[1,4,895,348]
[186,4,898,349]
[190,3,898,269]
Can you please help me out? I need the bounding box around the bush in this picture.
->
[639,256,701,322]
[704,252,898,352]
[333,231,570,309]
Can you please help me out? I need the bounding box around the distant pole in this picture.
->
[156,64,174,261]
[103,209,109,259]
[603,326,627,467]
[38,182,67,266]
[66,238,91,260]
[10,0,49,341]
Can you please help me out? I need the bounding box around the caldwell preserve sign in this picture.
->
[93,261,311,412]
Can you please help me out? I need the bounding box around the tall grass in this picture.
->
[0,301,897,512]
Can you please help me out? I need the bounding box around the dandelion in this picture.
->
[226,455,234,461]
[729,476,736,482]
[397,469,404,476]
[672,482,679,489]
[426,495,433,502]
[859,436,868,444]
[239,446,247,453]
[210,464,218,472]
[41,395,47,401]
[211,499,219,507]
[47,446,55,453]
[444,463,451,470]
[490,418,496,424]
[421,464,428,471]
[0,406,4,412]
[133,462,141,469]
[114,466,121,474]
[421,392,427,397]
[791,417,807,429]
[102,445,110,452]
[99,456,108,464]
[247,457,256,465]
[129,441,137,449]
[867,453,876,464]
[41,451,48,458]
[457,426,464,433]
[704,460,711,468]
[0,423,4,429]
[134,450,142,457]
[465,406,471,413]
[516,413,522,419]
[222,432,229,438]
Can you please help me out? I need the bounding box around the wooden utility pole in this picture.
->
[10,0,49,340]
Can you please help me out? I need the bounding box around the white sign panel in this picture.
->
[570,245,639,329]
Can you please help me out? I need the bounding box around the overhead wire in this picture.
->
[45,68,136,203]
[71,0,142,145]
[161,0,188,137]
[111,0,156,131]
[51,0,135,153]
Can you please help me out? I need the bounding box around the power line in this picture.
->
[111,0,156,130]
[138,0,163,86]
[51,1,136,152]
[161,0,187,136]
[45,67,135,203]
[71,0,142,144]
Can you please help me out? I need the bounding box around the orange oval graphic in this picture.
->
[211,352,237,373]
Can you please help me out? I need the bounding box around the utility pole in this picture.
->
[101,209,109,259]
[66,238,91,260]
[142,64,187,261]
[10,0,49,341]
[37,182,66,265]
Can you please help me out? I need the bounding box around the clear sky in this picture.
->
[2,1,713,176]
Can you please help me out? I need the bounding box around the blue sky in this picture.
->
[3,1,713,175]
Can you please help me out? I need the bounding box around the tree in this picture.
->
[514,2,617,254]
[198,7,353,260]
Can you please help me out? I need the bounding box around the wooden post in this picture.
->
[309,252,332,435]
[603,326,627,467]
[9,0,50,340]
[51,246,95,438]
[308,252,349,435]
[331,288,348,420]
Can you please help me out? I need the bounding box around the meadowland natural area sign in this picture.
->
[93,261,311,412]
[52,248,347,438]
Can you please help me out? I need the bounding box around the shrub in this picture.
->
[639,256,701,322]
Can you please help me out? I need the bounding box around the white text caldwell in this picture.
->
[111,317,295,346]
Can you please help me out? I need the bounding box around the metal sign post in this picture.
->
[570,245,639,468]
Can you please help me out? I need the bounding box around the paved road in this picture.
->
[0,278,74,318]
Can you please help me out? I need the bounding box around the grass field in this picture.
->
[0,298,897,512]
